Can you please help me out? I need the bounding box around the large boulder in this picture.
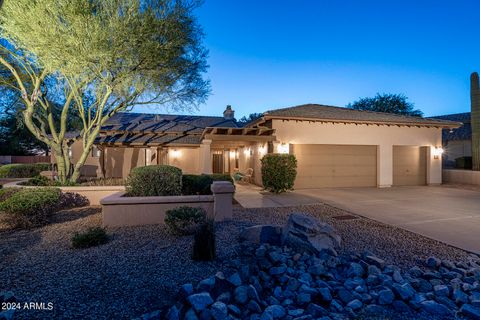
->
[283,213,341,255]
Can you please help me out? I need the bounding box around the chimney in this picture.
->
[471,72,480,170]
[223,105,235,120]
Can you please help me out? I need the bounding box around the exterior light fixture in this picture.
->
[278,143,290,154]
[171,149,181,159]
[258,144,267,155]
[433,146,444,159]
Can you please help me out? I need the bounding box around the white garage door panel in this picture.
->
[393,146,427,186]
[293,144,377,188]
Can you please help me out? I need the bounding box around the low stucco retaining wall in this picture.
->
[100,181,235,227]
[100,192,214,227]
[443,169,480,186]
[3,180,125,206]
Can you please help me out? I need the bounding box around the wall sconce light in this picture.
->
[68,146,73,158]
[244,147,250,156]
[278,143,290,154]
[171,149,181,159]
[230,150,236,160]
[433,146,444,159]
[258,144,267,155]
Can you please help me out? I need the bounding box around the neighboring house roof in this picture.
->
[430,112,472,141]
[96,112,239,146]
[259,104,461,128]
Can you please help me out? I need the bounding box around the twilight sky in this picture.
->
[138,0,480,118]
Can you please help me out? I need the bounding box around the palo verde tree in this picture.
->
[0,0,209,183]
[347,93,423,117]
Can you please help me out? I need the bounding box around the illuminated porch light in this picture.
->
[258,144,267,155]
[278,143,290,154]
[171,149,181,159]
[433,146,444,159]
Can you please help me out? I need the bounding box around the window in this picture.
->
[91,146,101,157]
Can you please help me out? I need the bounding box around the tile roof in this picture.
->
[430,112,472,141]
[97,112,238,146]
[263,104,460,127]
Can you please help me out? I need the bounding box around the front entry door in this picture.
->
[212,150,224,173]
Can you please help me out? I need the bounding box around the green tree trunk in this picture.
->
[471,72,480,171]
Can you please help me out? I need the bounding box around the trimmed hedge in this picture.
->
[261,153,297,193]
[0,187,61,228]
[0,187,21,202]
[0,163,50,178]
[126,165,182,197]
[182,174,234,195]
[72,227,109,249]
[20,175,51,186]
[165,206,207,235]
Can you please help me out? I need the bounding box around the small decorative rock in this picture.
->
[210,301,228,320]
[187,292,214,312]
[234,286,249,304]
[347,299,363,310]
[460,304,480,320]
[420,300,451,315]
[426,256,441,268]
[240,225,283,246]
[433,284,450,297]
[263,305,286,319]
[378,289,395,305]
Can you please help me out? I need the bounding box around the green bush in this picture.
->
[126,165,182,197]
[0,163,50,178]
[165,206,207,235]
[71,227,109,249]
[20,175,51,186]
[0,187,61,228]
[182,174,233,195]
[261,153,297,193]
[192,220,215,261]
[455,156,472,169]
[0,187,21,202]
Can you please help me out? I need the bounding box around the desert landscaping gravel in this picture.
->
[0,203,477,319]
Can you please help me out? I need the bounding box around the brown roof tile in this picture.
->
[264,104,460,127]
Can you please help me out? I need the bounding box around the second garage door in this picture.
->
[393,146,427,186]
[292,144,377,188]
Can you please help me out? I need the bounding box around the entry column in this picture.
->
[377,144,393,188]
[199,139,212,174]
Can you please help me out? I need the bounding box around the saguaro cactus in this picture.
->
[471,72,480,171]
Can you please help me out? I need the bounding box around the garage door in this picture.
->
[393,146,427,186]
[292,144,377,188]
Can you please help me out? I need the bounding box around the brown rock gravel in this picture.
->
[0,203,477,319]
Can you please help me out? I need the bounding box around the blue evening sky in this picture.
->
[139,0,480,118]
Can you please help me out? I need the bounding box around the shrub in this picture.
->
[0,187,21,202]
[165,206,207,235]
[0,163,50,178]
[71,227,109,249]
[58,192,90,209]
[455,156,472,169]
[126,165,182,197]
[182,174,234,195]
[261,153,297,193]
[192,220,216,261]
[20,175,51,186]
[79,178,125,186]
[0,188,61,228]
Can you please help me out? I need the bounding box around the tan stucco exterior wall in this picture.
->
[69,141,201,179]
[271,120,443,187]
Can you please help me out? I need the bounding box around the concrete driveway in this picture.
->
[235,184,480,254]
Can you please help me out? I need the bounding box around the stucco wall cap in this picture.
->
[211,181,235,194]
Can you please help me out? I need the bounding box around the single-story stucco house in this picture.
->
[68,104,460,188]
[432,112,472,167]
